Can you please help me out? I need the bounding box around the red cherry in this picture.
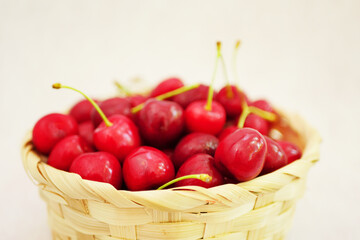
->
[261,136,287,174]
[150,77,184,98]
[70,152,122,189]
[47,135,93,171]
[78,120,95,147]
[175,154,224,188]
[214,128,267,181]
[218,126,238,141]
[91,97,132,127]
[173,132,219,169]
[172,84,216,108]
[32,113,78,154]
[127,95,148,107]
[244,113,270,135]
[185,100,226,135]
[216,85,248,117]
[123,146,175,191]
[277,140,302,164]
[250,99,274,113]
[94,115,141,163]
[137,100,184,148]
[69,99,97,123]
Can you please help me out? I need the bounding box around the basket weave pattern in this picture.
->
[22,111,320,240]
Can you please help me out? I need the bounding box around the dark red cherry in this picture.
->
[137,100,184,148]
[78,120,95,148]
[218,126,238,141]
[47,135,93,171]
[261,136,287,174]
[277,140,302,164]
[123,146,175,191]
[173,132,219,169]
[214,128,267,181]
[172,84,216,108]
[69,99,97,123]
[93,115,141,163]
[91,97,132,127]
[32,113,78,154]
[244,113,270,135]
[70,152,122,189]
[175,153,224,188]
[216,85,248,117]
[150,77,184,98]
[250,99,274,113]
[162,149,174,159]
[185,100,226,135]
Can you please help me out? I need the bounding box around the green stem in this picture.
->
[205,42,222,111]
[237,102,250,128]
[157,174,212,190]
[249,106,277,122]
[52,83,113,127]
[232,40,242,91]
[131,83,200,114]
[114,81,131,96]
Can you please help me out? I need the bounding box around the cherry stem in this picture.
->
[114,81,131,96]
[232,40,242,91]
[218,49,233,99]
[237,102,250,128]
[52,83,113,127]
[205,42,222,111]
[131,83,200,114]
[237,102,277,128]
[157,174,212,190]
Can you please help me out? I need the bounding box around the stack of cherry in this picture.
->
[31,44,302,191]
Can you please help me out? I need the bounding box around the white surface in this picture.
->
[1,0,360,239]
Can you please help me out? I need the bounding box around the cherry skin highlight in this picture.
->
[69,152,122,189]
[47,135,94,171]
[173,132,219,169]
[216,85,248,117]
[69,99,97,123]
[214,128,267,181]
[78,120,95,148]
[32,113,78,154]
[123,146,175,191]
[172,84,216,108]
[137,100,184,148]
[93,114,141,163]
[91,97,132,127]
[261,136,288,174]
[150,77,184,98]
[175,153,224,188]
[185,100,226,135]
[277,140,302,164]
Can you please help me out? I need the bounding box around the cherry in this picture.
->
[218,126,238,141]
[32,113,78,154]
[277,140,302,164]
[214,128,267,181]
[137,99,184,148]
[216,85,248,117]
[150,77,184,98]
[127,95,148,107]
[47,135,93,171]
[91,97,132,127]
[244,114,270,135]
[251,99,274,113]
[53,83,141,163]
[184,42,226,135]
[69,99,97,123]
[185,101,226,135]
[78,120,95,148]
[174,154,224,188]
[172,132,219,169]
[261,136,287,174]
[172,84,216,108]
[69,152,122,189]
[123,146,175,191]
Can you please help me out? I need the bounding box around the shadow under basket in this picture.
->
[21,110,321,240]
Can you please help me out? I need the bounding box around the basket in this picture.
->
[21,109,321,240]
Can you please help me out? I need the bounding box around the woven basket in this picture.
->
[21,109,320,240]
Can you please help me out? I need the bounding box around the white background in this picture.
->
[1,0,360,239]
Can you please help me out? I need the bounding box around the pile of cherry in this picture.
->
[31,44,302,191]
[32,78,302,191]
